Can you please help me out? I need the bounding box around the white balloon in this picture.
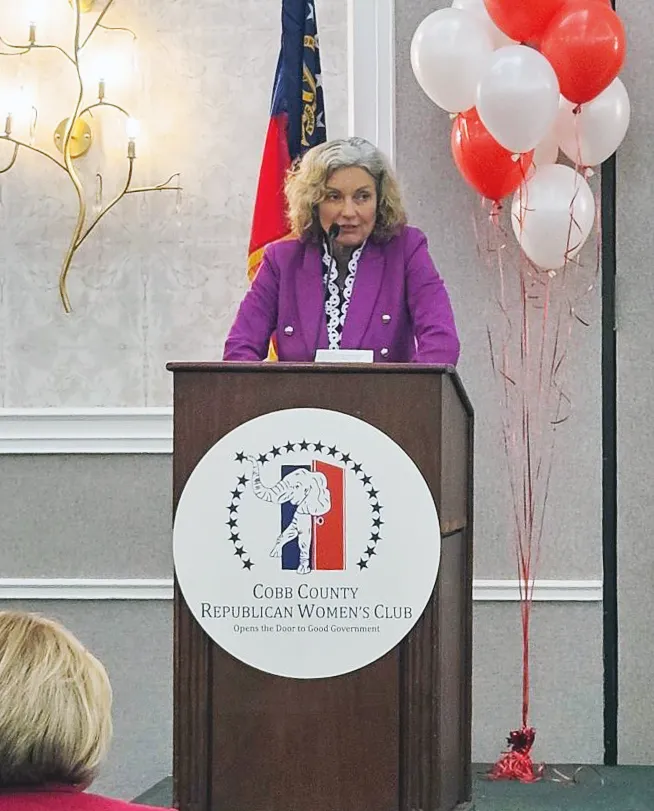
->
[556,78,631,167]
[476,45,560,154]
[451,0,515,49]
[532,126,559,168]
[411,8,494,114]
[511,164,595,270]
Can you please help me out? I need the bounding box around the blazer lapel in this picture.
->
[294,241,328,356]
[340,241,384,349]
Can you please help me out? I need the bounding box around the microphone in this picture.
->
[324,223,340,296]
[327,222,340,265]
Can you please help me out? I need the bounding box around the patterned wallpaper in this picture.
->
[0,0,348,407]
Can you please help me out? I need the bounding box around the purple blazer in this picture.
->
[223,225,460,364]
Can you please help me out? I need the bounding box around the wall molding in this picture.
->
[347,0,395,163]
[0,408,173,454]
[0,578,603,602]
[473,579,603,603]
[0,579,174,601]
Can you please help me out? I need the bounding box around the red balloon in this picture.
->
[528,0,612,48]
[483,0,564,43]
[451,109,533,202]
[540,2,626,104]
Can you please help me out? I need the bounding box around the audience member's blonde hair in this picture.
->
[0,611,113,789]
[285,137,408,241]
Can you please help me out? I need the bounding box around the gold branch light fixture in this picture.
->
[0,0,181,312]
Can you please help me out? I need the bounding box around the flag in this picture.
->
[247,0,327,282]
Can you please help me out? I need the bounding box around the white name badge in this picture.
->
[315,349,374,363]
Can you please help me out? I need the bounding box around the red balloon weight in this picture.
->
[540,2,626,104]
[451,109,533,202]
[483,0,564,43]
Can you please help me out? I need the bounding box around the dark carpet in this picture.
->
[134,765,654,810]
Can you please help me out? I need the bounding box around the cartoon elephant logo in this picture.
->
[248,457,332,574]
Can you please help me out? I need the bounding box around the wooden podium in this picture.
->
[168,362,473,811]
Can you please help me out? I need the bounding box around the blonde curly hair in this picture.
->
[285,137,407,241]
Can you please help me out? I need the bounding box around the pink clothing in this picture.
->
[0,785,171,811]
[224,225,460,364]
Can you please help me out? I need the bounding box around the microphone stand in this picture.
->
[327,223,341,265]
[324,223,341,297]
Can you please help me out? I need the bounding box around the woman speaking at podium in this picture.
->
[223,137,460,365]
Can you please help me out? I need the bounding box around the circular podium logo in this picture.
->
[173,408,440,679]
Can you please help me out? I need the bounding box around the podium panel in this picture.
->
[168,363,473,811]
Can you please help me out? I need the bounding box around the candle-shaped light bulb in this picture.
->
[93,47,112,99]
[26,0,48,41]
[126,118,139,158]
[93,173,103,215]
[29,106,37,145]
[126,118,140,140]
[3,90,16,137]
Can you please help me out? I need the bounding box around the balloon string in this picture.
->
[478,178,599,766]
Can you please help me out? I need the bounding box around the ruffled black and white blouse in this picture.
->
[321,240,366,350]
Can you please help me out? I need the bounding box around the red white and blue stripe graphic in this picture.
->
[280,461,345,572]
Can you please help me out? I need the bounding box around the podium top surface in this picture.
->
[166,362,472,415]
[166,361,455,375]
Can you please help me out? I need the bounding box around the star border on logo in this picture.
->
[228,442,384,571]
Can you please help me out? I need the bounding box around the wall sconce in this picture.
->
[0,0,181,312]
